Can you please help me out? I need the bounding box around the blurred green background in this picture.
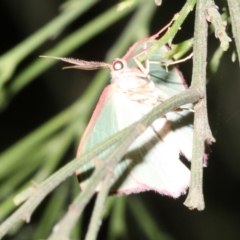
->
[0,0,240,239]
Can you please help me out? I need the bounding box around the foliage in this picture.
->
[0,0,239,239]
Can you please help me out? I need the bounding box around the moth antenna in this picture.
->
[40,55,110,70]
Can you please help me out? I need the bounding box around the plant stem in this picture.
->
[227,0,240,65]
[138,0,197,62]
[0,1,97,87]
[46,125,143,240]
[184,0,215,210]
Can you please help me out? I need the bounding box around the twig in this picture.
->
[227,0,240,64]
[47,125,142,240]
[84,125,143,240]
[84,174,113,240]
[0,1,97,88]
[138,0,197,62]
[184,0,215,210]
[55,130,140,240]
[14,125,76,205]
[206,0,231,51]
[0,125,132,239]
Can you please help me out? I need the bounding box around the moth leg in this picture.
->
[133,56,151,80]
[149,52,193,72]
[132,36,155,81]
[132,41,153,81]
[123,14,177,62]
[130,14,180,76]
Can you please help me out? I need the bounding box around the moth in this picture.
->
[41,30,193,198]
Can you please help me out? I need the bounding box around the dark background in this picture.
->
[1,0,240,239]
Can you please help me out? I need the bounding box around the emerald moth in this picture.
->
[41,31,193,198]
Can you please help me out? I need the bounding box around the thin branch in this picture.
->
[227,0,240,64]
[84,127,142,240]
[84,174,113,240]
[47,125,142,240]
[14,125,77,205]
[184,0,215,210]
[0,126,132,239]
[0,1,97,87]
[206,0,231,51]
[138,0,197,62]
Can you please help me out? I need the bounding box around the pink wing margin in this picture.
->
[76,86,112,158]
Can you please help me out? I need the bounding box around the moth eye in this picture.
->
[113,60,124,71]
